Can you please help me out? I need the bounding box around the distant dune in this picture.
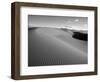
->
[28,27,88,66]
[72,32,87,41]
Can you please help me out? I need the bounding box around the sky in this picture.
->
[28,15,88,30]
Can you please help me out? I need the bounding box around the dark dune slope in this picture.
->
[28,27,88,66]
[73,32,88,41]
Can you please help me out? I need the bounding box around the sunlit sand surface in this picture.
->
[28,27,88,66]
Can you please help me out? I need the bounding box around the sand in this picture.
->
[28,27,88,66]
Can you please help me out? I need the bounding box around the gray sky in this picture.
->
[28,15,88,30]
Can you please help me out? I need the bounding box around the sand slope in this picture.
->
[28,27,88,66]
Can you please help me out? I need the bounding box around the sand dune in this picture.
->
[28,27,88,66]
